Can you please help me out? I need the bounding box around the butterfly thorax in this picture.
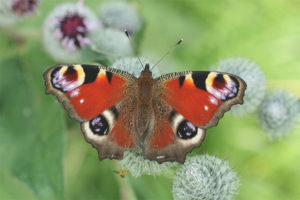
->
[135,64,155,136]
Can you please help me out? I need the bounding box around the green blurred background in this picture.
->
[1,0,300,199]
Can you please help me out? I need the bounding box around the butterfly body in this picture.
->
[135,64,155,137]
[44,64,246,163]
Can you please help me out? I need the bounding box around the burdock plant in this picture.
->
[172,154,240,200]
[92,28,133,59]
[43,1,100,62]
[119,146,176,178]
[99,1,143,35]
[0,0,40,26]
[258,89,299,139]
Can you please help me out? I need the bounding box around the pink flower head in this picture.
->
[55,13,91,51]
[43,2,100,62]
[48,2,98,52]
[12,0,40,16]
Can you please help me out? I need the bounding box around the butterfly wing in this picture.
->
[144,71,246,163]
[43,64,138,160]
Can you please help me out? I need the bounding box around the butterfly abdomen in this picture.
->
[134,68,155,136]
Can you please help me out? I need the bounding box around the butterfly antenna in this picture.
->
[151,38,183,70]
[124,29,144,69]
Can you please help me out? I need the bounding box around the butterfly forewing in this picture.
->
[43,64,138,160]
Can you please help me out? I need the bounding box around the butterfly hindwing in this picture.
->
[43,64,138,159]
[144,71,246,163]
[144,97,206,163]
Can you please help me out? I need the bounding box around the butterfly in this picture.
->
[43,63,246,163]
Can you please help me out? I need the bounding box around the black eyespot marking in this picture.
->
[51,67,65,91]
[110,106,118,120]
[192,71,209,91]
[106,71,113,83]
[65,66,76,75]
[178,76,185,87]
[83,65,100,84]
[213,74,226,89]
[212,75,240,101]
[89,115,109,135]
[224,75,240,100]
[177,120,198,139]
[51,67,62,81]
[230,75,240,89]
[215,74,224,82]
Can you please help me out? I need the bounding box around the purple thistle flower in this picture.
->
[43,1,100,62]
[12,0,39,16]
[0,0,40,26]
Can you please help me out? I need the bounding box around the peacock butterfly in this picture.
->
[43,63,246,163]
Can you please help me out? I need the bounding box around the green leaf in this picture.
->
[0,168,38,200]
[0,40,64,199]
[128,175,173,200]
[64,128,121,200]
[132,19,146,54]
